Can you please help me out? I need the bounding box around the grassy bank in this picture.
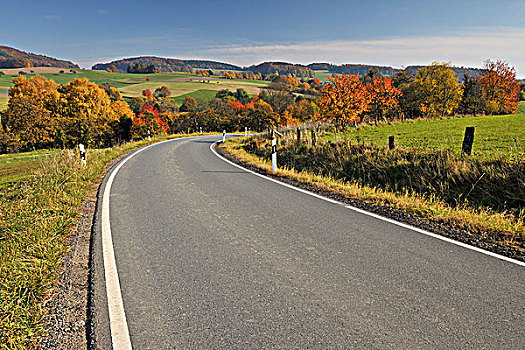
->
[0,134,204,349]
[222,121,524,258]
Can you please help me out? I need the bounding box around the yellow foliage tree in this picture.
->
[3,75,60,151]
[57,78,121,147]
[413,62,462,117]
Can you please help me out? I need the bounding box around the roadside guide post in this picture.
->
[78,143,86,166]
[245,127,247,137]
[222,130,226,143]
[147,130,151,141]
[272,138,277,173]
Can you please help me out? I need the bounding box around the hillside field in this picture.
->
[0,69,269,110]
[322,108,525,159]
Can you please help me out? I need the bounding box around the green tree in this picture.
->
[459,74,484,116]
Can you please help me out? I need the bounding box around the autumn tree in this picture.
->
[317,72,369,130]
[479,60,519,114]
[2,75,60,151]
[412,62,462,117]
[131,101,167,138]
[180,96,197,112]
[56,78,133,147]
[285,99,319,123]
[259,88,294,114]
[154,86,172,99]
[366,77,402,124]
[99,83,124,102]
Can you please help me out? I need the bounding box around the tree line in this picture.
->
[0,59,521,153]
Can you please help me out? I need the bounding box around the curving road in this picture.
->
[91,135,525,349]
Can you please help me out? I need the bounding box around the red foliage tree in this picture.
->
[480,60,519,115]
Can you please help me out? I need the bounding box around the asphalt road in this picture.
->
[92,135,525,349]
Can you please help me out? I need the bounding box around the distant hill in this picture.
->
[246,62,314,77]
[92,57,242,73]
[307,62,483,81]
[327,64,398,76]
[0,46,78,69]
[306,63,332,70]
[92,56,189,72]
[183,60,242,71]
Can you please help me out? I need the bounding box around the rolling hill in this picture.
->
[0,46,78,69]
[92,57,243,73]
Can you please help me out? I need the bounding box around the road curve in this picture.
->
[92,135,525,349]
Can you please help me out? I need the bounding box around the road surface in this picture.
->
[91,135,525,349]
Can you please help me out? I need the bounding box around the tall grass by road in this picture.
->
[223,113,525,256]
[0,134,203,349]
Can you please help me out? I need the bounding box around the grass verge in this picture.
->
[0,133,208,349]
[221,137,524,260]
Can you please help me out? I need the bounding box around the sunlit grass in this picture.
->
[0,133,211,349]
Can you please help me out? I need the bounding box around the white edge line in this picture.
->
[101,136,204,350]
[210,141,525,268]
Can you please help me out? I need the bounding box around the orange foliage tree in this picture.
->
[317,72,369,130]
[480,60,519,115]
[366,77,402,124]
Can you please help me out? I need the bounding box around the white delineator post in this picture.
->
[78,143,86,166]
[147,130,151,141]
[222,130,226,143]
[271,138,277,173]
[245,127,247,137]
[200,126,203,134]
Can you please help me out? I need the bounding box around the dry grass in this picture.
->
[223,137,524,251]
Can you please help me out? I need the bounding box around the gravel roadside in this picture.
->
[40,150,136,350]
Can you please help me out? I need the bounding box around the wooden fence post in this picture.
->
[388,136,395,150]
[462,127,475,155]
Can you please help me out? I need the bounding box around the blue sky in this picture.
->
[1,0,524,76]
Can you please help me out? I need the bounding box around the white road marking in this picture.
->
[211,141,525,268]
[102,136,203,349]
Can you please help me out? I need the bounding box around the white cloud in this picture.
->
[199,26,525,77]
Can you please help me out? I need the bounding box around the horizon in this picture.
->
[1,0,524,77]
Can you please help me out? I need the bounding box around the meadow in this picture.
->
[0,69,270,110]
[322,111,525,159]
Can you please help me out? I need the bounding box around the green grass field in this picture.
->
[518,101,525,114]
[313,70,333,82]
[0,70,269,109]
[322,113,525,159]
[172,89,220,105]
[0,149,60,188]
